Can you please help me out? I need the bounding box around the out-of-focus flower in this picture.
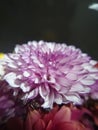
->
[84,98,98,126]
[0,81,15,124]
[0,41,98,108]
[0,53,5,59]
[88,3,98,11]
[1,105,94,130]
[0,81,26,124]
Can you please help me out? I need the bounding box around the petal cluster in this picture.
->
[1,105,95,130]
[1,41,98,108]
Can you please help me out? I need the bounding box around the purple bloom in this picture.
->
[1,41,98,108]
[0,81,15,124]
[0,81,26,124]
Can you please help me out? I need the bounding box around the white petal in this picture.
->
[17,62,22,65]
[90,74,98,79]
[32,56,44,68]
[20,83,30,92]
[66,73,78,80]
[70,83,90,93]
[23,71,30,77]
[90,60,97,65]
[80,78,95,85]
[72,65,83,71]
[27,89,38,99]
[82,64,91,70]
[42,90,54,108]
[54,84,61,91]
[64,94,83,104]
[39,85,50,99]
[47,42,55,52]
[41,99,50,108]
[82,63,98,72]
[8,63,17,68]
[4,73,19,87]
[54,94,62,104]
[28,41,37,47]
[0,65,5,76]
[9,54,19,60]
[56,76,71,87]
[89,68,98,72]
[34,78,39,83]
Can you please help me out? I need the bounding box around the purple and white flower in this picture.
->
[1,41,98,108]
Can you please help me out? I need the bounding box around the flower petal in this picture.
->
[4,73,19,87]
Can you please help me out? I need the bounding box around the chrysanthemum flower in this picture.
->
[1,41,98,108]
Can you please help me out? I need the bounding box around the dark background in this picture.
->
[0,0,98,60]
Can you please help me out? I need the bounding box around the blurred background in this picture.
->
[0,0,98,59]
